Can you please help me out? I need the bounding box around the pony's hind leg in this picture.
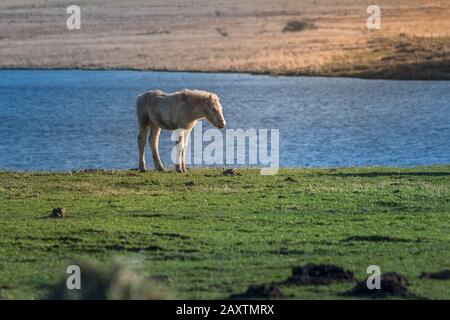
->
[149,124,165,171]
[138,126,149,171]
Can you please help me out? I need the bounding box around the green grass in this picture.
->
[0,166,449,299]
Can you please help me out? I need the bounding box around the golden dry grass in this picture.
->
[0,0,449,79]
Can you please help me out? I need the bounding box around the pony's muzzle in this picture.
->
[217,120,226,129]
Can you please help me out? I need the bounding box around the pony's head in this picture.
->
[205,94,226,129]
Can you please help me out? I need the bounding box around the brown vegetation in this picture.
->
[0,0,449,79]
[282,20,317,33]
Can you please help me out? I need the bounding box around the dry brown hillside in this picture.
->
[0,0,449,79]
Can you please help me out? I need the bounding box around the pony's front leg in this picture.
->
[175,131,185,173]
[181,130,191,172]
[149,125,165,171]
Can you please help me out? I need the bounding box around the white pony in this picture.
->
[136,89,226,172]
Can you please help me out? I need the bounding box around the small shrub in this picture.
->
[47,259,173,300]
[282,20,317,32]
[216,28,228,37]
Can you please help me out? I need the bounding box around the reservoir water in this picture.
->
[0,70,449,171]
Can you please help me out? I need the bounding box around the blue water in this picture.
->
[0,70,449,171]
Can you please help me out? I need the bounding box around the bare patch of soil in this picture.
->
[283,264,356,285]
[346,272,424,299]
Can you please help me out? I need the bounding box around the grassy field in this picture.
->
[0,0,449,79]
[0,166,449,299]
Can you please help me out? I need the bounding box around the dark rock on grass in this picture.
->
[80,168,106,173]
[346,272,424,299]
[50,208,67,219]
[229,283,285,299]
[284,264,355,285]
[285,177,297,182]
[420,270,450,280]
[223,168,241,176]
[185,181,195,186]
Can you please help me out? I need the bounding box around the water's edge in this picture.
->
[1,67,447,81]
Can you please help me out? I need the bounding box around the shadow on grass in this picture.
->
[341,235,411,243]
[322,171,450,178]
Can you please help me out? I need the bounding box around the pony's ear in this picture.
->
[209,94,213,100]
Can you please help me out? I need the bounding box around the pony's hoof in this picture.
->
[139,166,147,172]
[156,167,166,172]
[175,166,183,173]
